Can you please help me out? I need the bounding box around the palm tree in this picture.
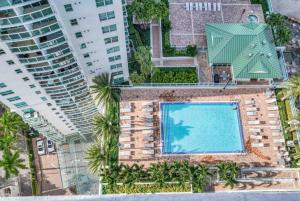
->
[169,161,189,187]
[217,162,239,189]
[281,75,300,101]
[0,111,24,137]
[90,73,120,112]
[85,140,106,176]
[0,134,16,152]
[93,112,120,147]
[0,150,26,179]
[148,162,170,187]
[100,164,122,191]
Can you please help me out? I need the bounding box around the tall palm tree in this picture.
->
[169,161,189,187]
[93,112,120,146]
[0,111,24,137]
[280,75,300,102]
[0,134,16,152]
[90,73,120,112]
[85,140,106,176]
[0,150,26,179]
[217,162,239,189]
[148,162,170,187]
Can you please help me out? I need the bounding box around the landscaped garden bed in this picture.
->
[276,89,300,167]
[103,183,191,194]
[151,67,198,83]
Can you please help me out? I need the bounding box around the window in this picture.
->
[80,43,87,49]
[96,0,113,7]
[14,102,28,108]
[0,83,6,88]
[70,19,78,26]
[22,77,29,81]
[15,69,23,74]
[35,91,41,94]
[110,63,122,70]
[75,32,82,38]
[7,96,21,102]
[99,11,115,21]
[0,90,14,96]
[83,53,90,58]
[86,62,92,66]
[101,24,117,33]
[108,55,121,62]
[0,49,5,55]
[106,46,120,54]
[104,36,118,44]
[29,84,36,88]
[64,4,73,12]
[6,60,15,65]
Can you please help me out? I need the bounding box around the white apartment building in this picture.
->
[0,0,129,143]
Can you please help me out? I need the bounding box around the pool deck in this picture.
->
[119,88,287,166]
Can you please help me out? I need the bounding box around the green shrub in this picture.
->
[103,183,191,194]
[151,67,198,83]
[186,45,198,57]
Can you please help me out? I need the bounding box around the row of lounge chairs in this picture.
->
[119,102,156,159]
[185,2,221,12]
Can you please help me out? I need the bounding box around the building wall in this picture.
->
[0,0,129,142]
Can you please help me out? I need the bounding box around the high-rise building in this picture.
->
[0,0,129,142]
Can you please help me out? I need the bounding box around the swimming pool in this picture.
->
[161,102,245,154]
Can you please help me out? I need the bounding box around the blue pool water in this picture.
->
[161,102,245,154]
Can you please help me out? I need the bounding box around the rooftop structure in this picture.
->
[205,23,283,80]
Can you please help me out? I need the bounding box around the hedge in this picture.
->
[151,67,198,83]
[103,183,191,194]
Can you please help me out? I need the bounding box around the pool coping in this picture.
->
[159,101,246,155]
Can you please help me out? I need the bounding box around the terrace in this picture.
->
[169,0,264,47]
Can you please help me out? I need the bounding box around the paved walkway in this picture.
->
[150,20,197,68]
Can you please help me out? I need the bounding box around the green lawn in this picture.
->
[151,67,198,83]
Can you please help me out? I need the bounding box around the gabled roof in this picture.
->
[205,23,283,79]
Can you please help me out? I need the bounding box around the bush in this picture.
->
[103,183,191,194]
[251,0,269,14]
[186,45,198,57]
[151,67,198,83]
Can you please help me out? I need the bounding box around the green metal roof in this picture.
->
[205,23,283,79]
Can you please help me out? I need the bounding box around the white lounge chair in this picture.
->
[203,2,207,11]
[213,3,217,11]
[120,108,131,113]
[252,143,263,148]
[199,2,203,11]
[143,130,153,135]
[247,111,257,116]
[185,2,190,11]
[144,136,154,142]
[120,133,130,138]
[268,113,278,118]
[266,98,277,104]
[143,107,153,112]
[207,2,211,11]
[143,149,154,155]
[246,107,257,112]
[119,150,131,156]
[248,120,260,125]
[249,128,261,132]
[120,143,133,149]
[120,115,131,120]
[267,106,278,111]
[119,137,131,142]
[145,143,155,148]
[250,135,262,140]
[245,100,255,105]
[273,138,285,143]
[121,124,131,129]
[272,132,282,137]
[270,126,281,130]
[190,2,194,10]
[217,2,221,11]
[269,120,280,125]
